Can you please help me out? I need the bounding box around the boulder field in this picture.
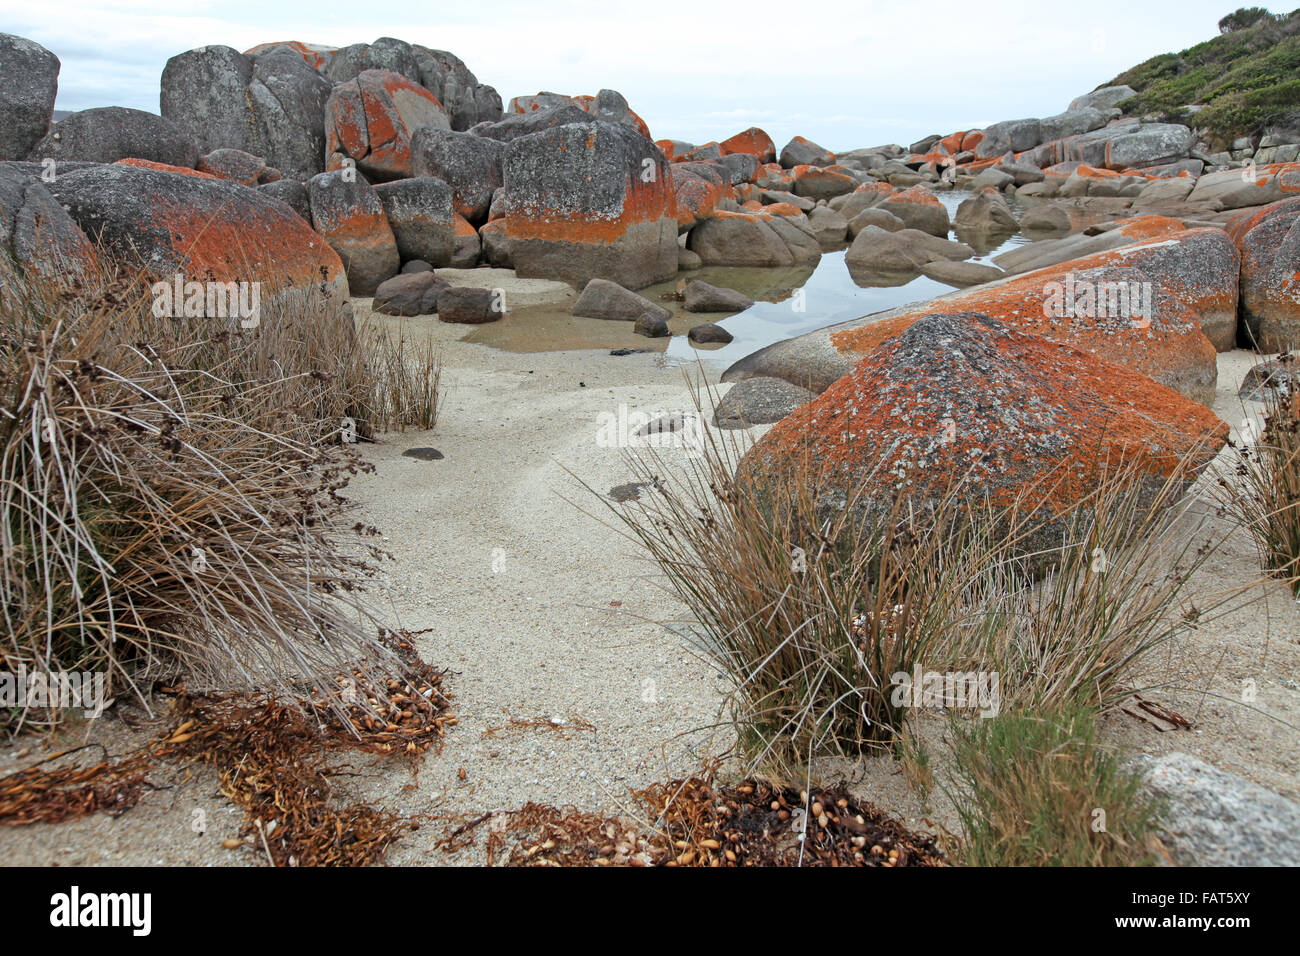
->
[4,29,1299,438]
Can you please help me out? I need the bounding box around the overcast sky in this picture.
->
[0,1,1271,152]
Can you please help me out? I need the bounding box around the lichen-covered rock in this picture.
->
[1227,196,1300,351]
[410,45,502,131]
[46,161,348,320]
[245,47,333,180]
[740,312,1226,555]
[243,40,337,72]
[503,120,677,290]
[450,213,480,267]
[880,184,951,236]
[161,45,255,157]
[479,218,511,268]
[0,34,60,161]
[410,128,504,223]
[257,178,310,221]
[779,136,834,169]
[29,107,198,167]
[729,222,1229,401]
[326,69,449,182]
[306,169,399,295]
[719,152,759,185]
[373,177,454,267]
[791,165,857,200]
[0,163,96,281]
[833,232,1226,403]
[720,127,776,164]
[975,118,1043,158]
[669,161,731,229]
[511,89,650,139]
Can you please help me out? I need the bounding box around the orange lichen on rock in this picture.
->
[720,127,777,163]
[831,228,1221,404]
[1112,214,1186,241]
[882,184,942,207]
[762,202,804,218]
[1074,164,1124,180]
[961,130,985,152]
[242,40,337,71]
[114,158,215,179]
[854,181,895,198]
[327,70,447,180]
[745,312,1227,515]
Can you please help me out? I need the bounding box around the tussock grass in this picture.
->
[1219,382,1300,597]
[0,259,441,731]
[597,388,1232,773]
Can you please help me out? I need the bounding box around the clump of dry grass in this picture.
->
[1219,375,1300,597]
[595,389,1233,773]
[0,258,441,731]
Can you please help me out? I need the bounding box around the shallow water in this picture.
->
[463,189,1065,364]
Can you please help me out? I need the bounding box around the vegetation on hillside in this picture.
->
[1105,7,1300,148]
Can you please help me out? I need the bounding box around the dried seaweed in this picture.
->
[0,749,152,826]
[0,632,454,866]
[444,768,946,867]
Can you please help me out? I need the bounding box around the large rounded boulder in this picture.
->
[502,120,677,290]
[0,163,96,281]
[740,312,1227,558]
[0,34,60,161]
[45,162,349,322]
[410,127,504,223]
[1227,197,1300,351]
[306,170,400,295]
[29,107,199,167]
[326,68,450,181]
[160,45,256,157]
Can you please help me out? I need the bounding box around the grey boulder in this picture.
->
[410,128,504,223]
[373,177,455,267]
[572,278,671,322]
[29,107,198,167]
[713,376,815,428]
[0,33,60,161]
[1130,752,1300,867]
[683,279,754,313]
[373,271,448,315]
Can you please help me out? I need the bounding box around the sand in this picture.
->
[1,312,1297,866]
